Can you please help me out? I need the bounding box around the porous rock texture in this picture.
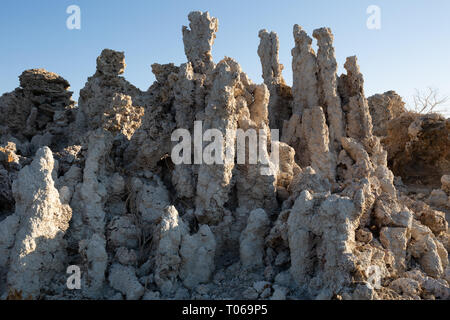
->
[384,113,449,187]
[258,29,292,133]
[0,69,75,148]
[368,91,449,189]
[368,91,406,137]
[0,11,448,300]
[1,147,72,299]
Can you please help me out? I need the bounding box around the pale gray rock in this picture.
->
[313,27,344,151]
[292,25,319,115]
[180,225,216,289]
[195,59,240,224]
[153,206,188,295]
[302,106,336,182]
[240,209,270,269]
[109,263,144,300]
[79,233,108,299]
[258,29,291,131]
[182,11,218,74]
[6,147,72,299]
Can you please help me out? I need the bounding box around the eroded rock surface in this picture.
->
[368,91,406,137]
[0,11,448,301]
[3,147,72,299]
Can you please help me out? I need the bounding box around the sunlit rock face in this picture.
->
[0,11,448,301]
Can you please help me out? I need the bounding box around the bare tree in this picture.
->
[412,87,449,114]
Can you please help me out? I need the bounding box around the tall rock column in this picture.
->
[258,30,292,132]
[195,59,240,224]
[182,11,219,74]
[6,147,72,299]
[292,25,319,116]
[235,83,278,212]
[258,30,284,85]
[71,130,113,299]
[340,56,373,141]
[302,106,336,182]
[171,63,197,199]
[313,27,345,151]
[281,25,320,167]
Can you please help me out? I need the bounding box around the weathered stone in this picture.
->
[368,91,406,137]
[182,11,218,74]
[180,225,216,288]
[0,11,448,301]
[6,147,72,299]
[109,264,144,300]
[313,27,344,150]
[240,209,270,269]
[291,25,319,116]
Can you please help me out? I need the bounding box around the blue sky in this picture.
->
[1,0,449,115]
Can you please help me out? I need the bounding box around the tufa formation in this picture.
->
[0,11,448,300]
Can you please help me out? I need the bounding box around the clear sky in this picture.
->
[1,0,449,116]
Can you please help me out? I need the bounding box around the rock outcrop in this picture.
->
[368,91,406,137]
[383,113,449,186]
[0,69,75,153]
[258,29,292,132]
[0,11,448,301]
[313,28,344,152]
[182,11,218,74]
[2,147,72,299]
[77,49,142,137]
